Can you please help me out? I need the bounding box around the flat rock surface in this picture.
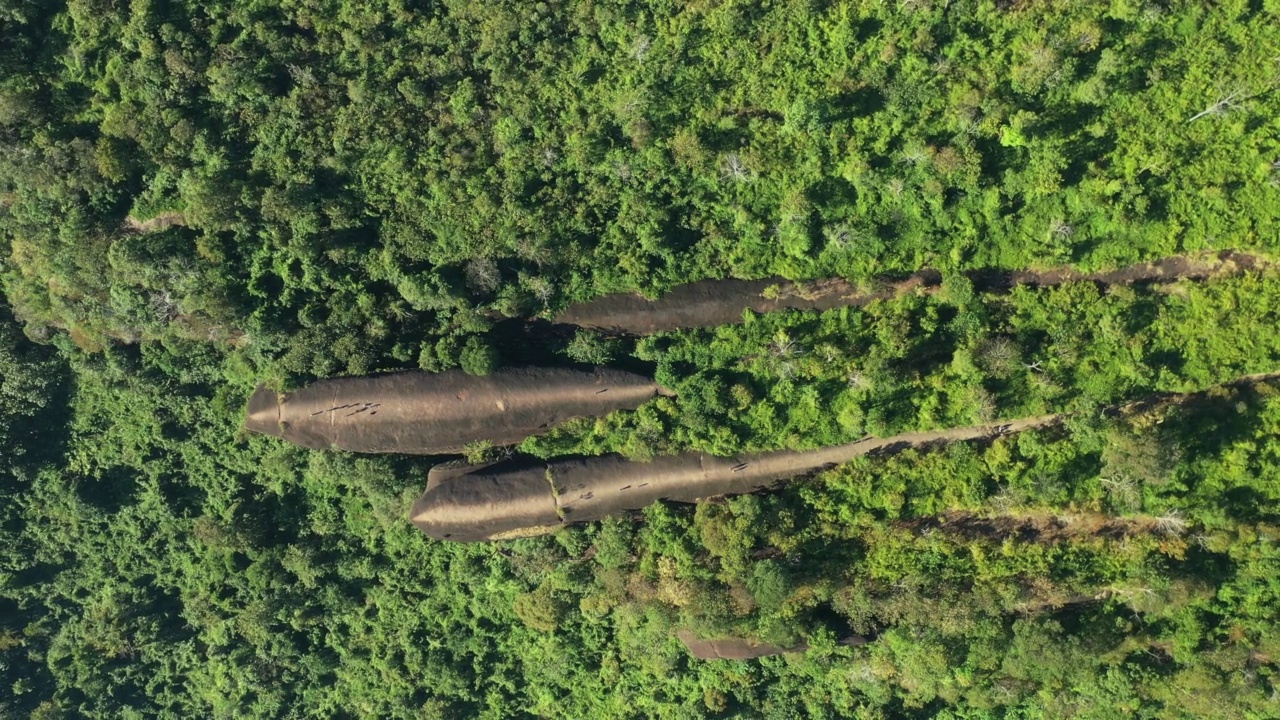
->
[676,630,798,660]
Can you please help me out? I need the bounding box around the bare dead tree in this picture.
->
[769,332,802,359]
[974,387,998,423]
[1187,88,1248,122]
[287,63,317,87]
[815,343,841,364]
[720,153,752,182]
[526,276,554,305]
[900,144,928,166]
[149,291,180,322]
[1100,474,1141,510]
[632,35,652,63]
[1154,510,1188,536]
[978,337,1021,378]
[775,359,798,380]
[990,486,1017,512]
[465,257,501,293]
[823,223,855,247]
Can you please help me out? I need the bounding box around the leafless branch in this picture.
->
[1187,89,1246,122]
[720,153,752,183]
[1154,511,1188,536]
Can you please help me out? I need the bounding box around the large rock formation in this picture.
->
[552,273,938,334]
[551,251,1264,335]
[410,414,1058,541]
[244,367,669,455]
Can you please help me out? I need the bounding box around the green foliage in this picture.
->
[601,384,1280,715]
[594,516,636,571]
[3,0,1280,717]
[0,303,64,458]
[462,440,496,465]
[746,561,790,614]
[563,330,619,366]
[527,272,1280,462]
[694,497,759,582]
[514,584,566,633]
[458,336,499,376]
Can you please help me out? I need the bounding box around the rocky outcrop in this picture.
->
[411,414,1059,541]
[244,367,670,455]
[676,630,800,661]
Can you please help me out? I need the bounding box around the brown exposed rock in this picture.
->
[412,414,1059,542]
[552,271,939,334]
[552,251,1270,335]
[676,629,801,660]
[410,369,1280,543]
[244,367,669,455]
[124,212,187,233]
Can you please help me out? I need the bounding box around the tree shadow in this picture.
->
[824,86,886,123]
[1162,383,1278,522]
[75,466,141,514]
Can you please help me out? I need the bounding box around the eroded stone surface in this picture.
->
[244,367,668,455]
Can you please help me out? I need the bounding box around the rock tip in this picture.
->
[243,384,282,436]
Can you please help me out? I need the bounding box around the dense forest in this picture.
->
[2,0,1279,717]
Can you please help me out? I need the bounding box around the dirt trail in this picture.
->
[124,212,187,233]
[1005,250,1265,288]
[902,511,1165,544]
[552,250,1270,334]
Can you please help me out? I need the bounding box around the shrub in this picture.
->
[564,330,618,365]
[458,336,499,376]
[513,583,564,633]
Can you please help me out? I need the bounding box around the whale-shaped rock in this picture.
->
[244,367,669,455]
[410,414,1061,542]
